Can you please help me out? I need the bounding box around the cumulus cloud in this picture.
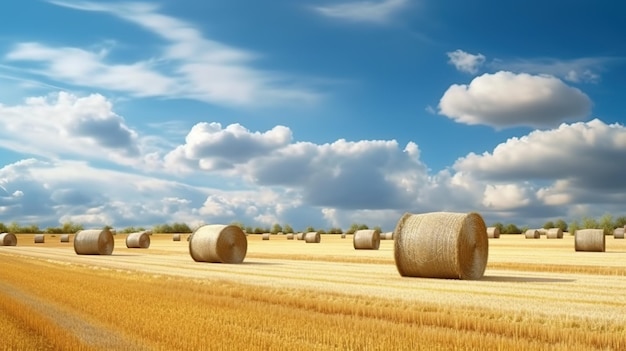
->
[312,0,409,24]
[438,71,592,128]
[447,49,486,74]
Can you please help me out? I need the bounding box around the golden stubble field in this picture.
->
[1,232,625,350]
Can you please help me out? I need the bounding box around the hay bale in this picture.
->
[486,227,500,239]
[524,229,540,239]
[0,232,17,246]
[546,228,563,239]
[353,229,381,250]
[613,227,625,239]
[340,233,346,239]
[173,234,181,241]
[33,234,45,244]
[296,232,305,240]
[393,211,488,280]
[537,228,548,236]
[575,229,605,252]
[189,224,247,263]
[286,233,294,240]
[262,233,270,240]
[125,231,151,248]
[382,232,394,240]
[304,231,320,243]
[60,234,70,243]
[74,229,114,255]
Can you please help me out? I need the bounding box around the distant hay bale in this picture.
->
[546,228,563,239]
[74,229,114,255]
[60,234,70,243]
[262,233,270,240]
[286,233,294,240]
[524,229,540,239]
[125,231,151,249]
[382,232,394,240]
[613,227,625,239]
[575,229,605,252]
[486,227,500,239]
[537,228,548,236]
[189,224,247,263]
[353,229,381,250]
[296,232,305,240]
[340,233,346,239]
[304,231,320,243]
[172,234,181,241]
[0,232,17,246]
[393,212,488,280]
[34,234,45,244]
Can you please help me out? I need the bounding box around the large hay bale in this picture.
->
[353,229,381,250]
[524,229,540,239]
[74,229,114,255]
[125,231,151,248]
[575,229,605,252]
[546,228,563,239]
[613,227,625,239]
[34,234,45,244]
[189,224,247,263]
[304,231,320,243]
[393,212,488,280]
[0,232,17,246]
[486,227,500,239]
[296,232,305,240]
[286,233,294,240]
[261,233,270,240]
[60,234,70,243]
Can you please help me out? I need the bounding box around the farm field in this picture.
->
[1,233,625,350]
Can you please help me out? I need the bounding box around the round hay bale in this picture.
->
[286,233,294,240]
[486,227,500,239]
[60,234,70,243]
[546,228,563,239]
[262,233,270,240]
[33,234,45,244]
[125,231,151,248]
[74,229,114,255]
[172,234,181,241]
[575,229,605,252]
[524,229,540,239]
[537,228,548,236]
[189,224,247,263]
[296,232,305,240]
[613,227,625,239]
[0,232,17,246]
[304,231,320,243]
[382,232,394,240]
[340,233,346,239]
[393,211,488,280]
[353,229,381,250]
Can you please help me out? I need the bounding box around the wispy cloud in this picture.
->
[447,49,486,74]
[313,0,409,24]
[489,56,620,83]
[4,1,320,107]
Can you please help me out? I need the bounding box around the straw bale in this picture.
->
[393,211,488,280]
[74,229,114,255]
[296,232,305,240]
[172,234,181,241]
[304,231,320,243]
[0,232,17,246]
[262,233,270,240]
[60,234,70,243]
[524,229,540,239]
[613,227,625,239]
[486,227,500,239]
[546,228,563,239]
[353,229,381,250]
[340,233,346,239]
[33,234,45,244]
[126,231,151,248]
[575,229,605,252]
[286,233,294,240]
[189,224,247,263]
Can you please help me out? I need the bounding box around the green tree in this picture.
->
[0,222,7,233]
[614,216,626,228]
[61,221,84,234]
[346,223,359,234]
[569,220,580,236]
[357,224,369,231]
[282,224,294,234]
[230,221,245,230]
[503,223,521,234]
[8,221,20,234]
[555,219,568,232]
[581,216,599,229]
[171,222,192,233]
[244,226,253,234]
[599,213,614,235]
[270,223,283,234]
[305,226,316,233]
[543,221,555,229]
[492,222,504,234]
[328,227,343,234]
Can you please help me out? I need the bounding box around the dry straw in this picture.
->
[74,229,114,255]
[172,234,181,241]
[537,228,548,236]
[262,233,270,240]
[613,227,625,239]
[575,229,606,252]
[296,232,305,240]
[189,224,247,263]
[486,227,500,239]
[60,234,70,243]
[0,232,17,246]
[125,231,151,249]
[393,211,488,280]
[353,229,381,250]
[34,234,45,244]
[286,233,294,240]
[382,232,394,240]
[524,229,540,239]
[304,231,320,243]
[546,228,563,239]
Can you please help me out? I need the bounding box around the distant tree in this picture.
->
[171,222,192,233]
[0,222,7,233]
[569,220,580,236]
[503,223,521,234]
[244,226,253,234]
[520,225,529,234]
[346,223,359,235]
[599,214,614,235]
[614,216,626,228]
[554,219,568,232]
[542,221,555,229]
[581,216,599,229]
[492,222,504,234]
[230,221,245,230]
[270,223,283,234]
[253,227,265,234]
[373,226,382,233]
[282,224,294,234]
[62,221,84,234]
[328,227,343,234]
[305,226,316,233]
[317,229,326,234]
[357,224,369,231]
[8,221,20,234]
[24,224,41,234]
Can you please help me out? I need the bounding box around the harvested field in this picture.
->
[1,233,625,350]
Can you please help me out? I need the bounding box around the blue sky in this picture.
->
[0,0,625,231]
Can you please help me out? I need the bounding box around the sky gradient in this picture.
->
[0,0,625,231]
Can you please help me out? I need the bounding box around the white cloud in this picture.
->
[313,0,409,24]
[5,1,320,107]
[438,71,592,129]
[447,49,486,74]
[482,183,532,210]
[489,57,617,83]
